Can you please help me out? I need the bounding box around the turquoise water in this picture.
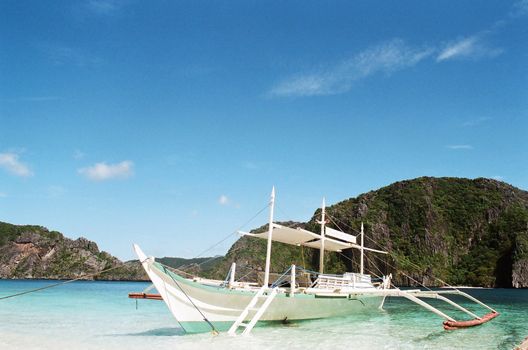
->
[0,280,527,349]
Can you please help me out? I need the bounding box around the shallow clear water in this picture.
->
[0,280,526,349]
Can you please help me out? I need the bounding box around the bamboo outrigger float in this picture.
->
[130,187,499,335]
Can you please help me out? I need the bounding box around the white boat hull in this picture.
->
[135,245,385,333]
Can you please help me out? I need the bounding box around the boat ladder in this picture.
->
[227,286,279,336]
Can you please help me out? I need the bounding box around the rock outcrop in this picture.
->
[0,223,147,280]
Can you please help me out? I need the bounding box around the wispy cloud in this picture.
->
[511,0,528,17]
[461,117,492,127]
[78,161,134,181]
[218,195,230,205]
[0,152,33,177]
[85,0,123,15]
[436,35,502,62]
[39,44,103,67]
[269,1,521,98]
[446,145,474,150]
[269,39,433,97]
[0,192,7,198]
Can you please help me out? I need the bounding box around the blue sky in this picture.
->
[1,0,527,260]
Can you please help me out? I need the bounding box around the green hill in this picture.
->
[208,177,528,288]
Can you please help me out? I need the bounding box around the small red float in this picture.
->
[443,311,499,330]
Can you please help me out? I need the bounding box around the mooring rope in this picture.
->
[160,264,219,336]
[0,262,132,301]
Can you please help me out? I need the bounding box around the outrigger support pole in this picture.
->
[398,291,456,322]
[414,292,480,319]
[436,290,497,313]
[377,288,499,329]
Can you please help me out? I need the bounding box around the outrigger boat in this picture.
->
[130,188,499,335]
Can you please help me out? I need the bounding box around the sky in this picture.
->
[1,0,527,260]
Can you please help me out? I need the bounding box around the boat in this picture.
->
[130,187,499,335]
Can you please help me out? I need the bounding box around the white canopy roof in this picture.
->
[241,223,354,252]
[240,223,388,254]
[242,223,316,245]
[301,236,354,252]
[325,227,357,244]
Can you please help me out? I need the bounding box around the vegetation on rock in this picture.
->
[208,177,528,288]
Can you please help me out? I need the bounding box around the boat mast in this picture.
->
[319,197,326,274]
[263,186,275,287]
[360,221,364,275]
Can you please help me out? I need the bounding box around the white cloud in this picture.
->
[218,195,230,205]
[0,152,33,177]
[0,192,7,198]
[437,36,478,61]
[269,39,433,97]
[436,36,502,62]
[446,145,474,150]
[78,161,134,181]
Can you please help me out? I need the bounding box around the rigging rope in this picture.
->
[175,203,271,273]
[369,251,433,291]
[325,212,449,291]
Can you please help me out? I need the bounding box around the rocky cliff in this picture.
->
[208,177,528,288]
[0,222,147,280]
